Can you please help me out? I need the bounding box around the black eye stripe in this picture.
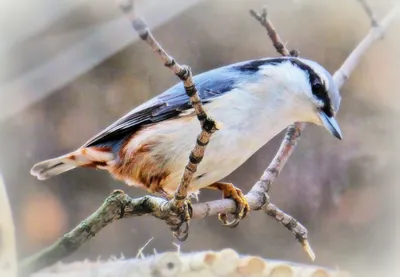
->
[311,82,333,117]
[288,59,333,117]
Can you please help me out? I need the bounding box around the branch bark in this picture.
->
[19,189,311,275]
[19,1,399,276]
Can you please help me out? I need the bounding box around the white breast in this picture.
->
[125,85,297,194]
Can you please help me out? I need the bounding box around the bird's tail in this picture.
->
[30,147,114,180]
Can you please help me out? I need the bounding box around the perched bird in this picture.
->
[31,56,342,225]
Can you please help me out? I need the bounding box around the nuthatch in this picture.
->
[31,57,342,225]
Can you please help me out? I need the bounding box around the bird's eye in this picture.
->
[312,81,325,98]
[313,83,323,90]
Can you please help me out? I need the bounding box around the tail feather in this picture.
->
[30,147,114,180]
[30,156,77,180]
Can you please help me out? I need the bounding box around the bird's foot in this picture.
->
[209,182,250,228]
[165,198,192,241]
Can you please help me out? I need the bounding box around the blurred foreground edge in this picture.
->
[31,248,352,277]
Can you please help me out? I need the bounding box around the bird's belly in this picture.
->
[157,119,276,194]
[118,91,291,195]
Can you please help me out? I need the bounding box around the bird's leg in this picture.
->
[168,199,192,241]
[154,188,192,241]
[205,182,250,228]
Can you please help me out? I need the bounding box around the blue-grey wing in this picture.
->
[83,66,238,147]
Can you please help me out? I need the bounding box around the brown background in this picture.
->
[1,0,399,276]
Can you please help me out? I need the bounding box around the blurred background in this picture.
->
[0,0,399,276]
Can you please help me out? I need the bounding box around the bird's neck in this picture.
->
[239,73,313,125]
[206,87,300,139]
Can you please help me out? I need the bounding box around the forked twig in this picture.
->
[250,7,292,57]
[18,1,399,276]
[357,0,379,26]
[249,5,312,258]
[249,1,398,260]
[334,3,399,88]
[249,7,305,195]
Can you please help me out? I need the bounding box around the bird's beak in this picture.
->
[318,111,343,140]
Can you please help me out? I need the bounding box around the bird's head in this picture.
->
[294,57,343,140]
[243,57,343,140]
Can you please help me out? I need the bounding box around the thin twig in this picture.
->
[118,0,219,209]
[248,5,314,259]
[248,1,399,262]
[118,0,220,242]
[249,6,305,195]
[249,7,292,56]
[333,5,399,88]
[264,203,315,261]
[357,0,379,26]
[136,237,154,259]
[250,123,304,194]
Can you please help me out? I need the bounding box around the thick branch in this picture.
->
[20,189,309,276]
[19,191,164,276]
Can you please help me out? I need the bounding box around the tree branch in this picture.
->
[21,189,312,275]
[118,0,219,210]
[248,5,317,260]
[334,4,399,88]
[250,7,292,56]
[19,1,399,276]
[249,7,305,195]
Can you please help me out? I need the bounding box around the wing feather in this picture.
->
[83,66,237,147]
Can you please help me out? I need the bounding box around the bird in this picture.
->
[30,56,342,226]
